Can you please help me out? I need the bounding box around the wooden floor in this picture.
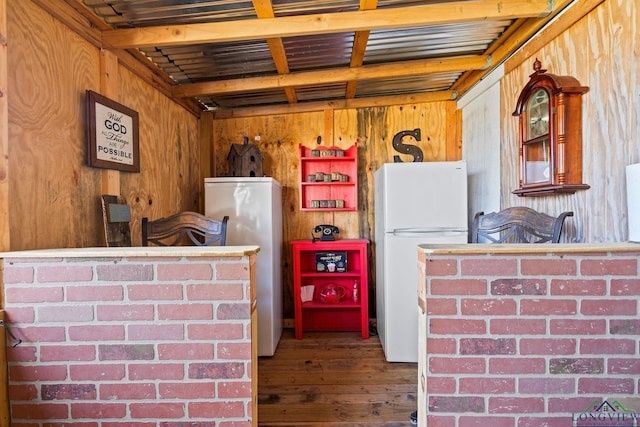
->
[258,329,418,426]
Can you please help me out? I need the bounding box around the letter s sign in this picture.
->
[392,128,424,163]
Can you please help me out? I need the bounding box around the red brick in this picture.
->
[98,344,154,361]
[70,402,126,419]
[38,266,93,282]
[188,362,245,379]
[97,304,154,321]
[424,258,458,276]
[188,323,244,340]
[518,378,575,394]
[42,384,96,400]
[7,345,37,362]
[580,299,637,316]
[158,343,214,360]
[157,263,213,281]
[217,303,250,320]
[491,279,546,295]
[5,307,35,323]
[580,259,637,276]
[8,384,38,400]
[516,416,569,427]
[580,338,636,354]
[426,415,456,427]
[96,264,153,282]
[459,415,515,427]
[5,287,64,303]
[430,318,486,335]
[488,397,544,413]
[67,285,124,301]
[520,299,576,315]
[10,403,68,419]
[459,377,515,394]
[100,383,156,400]
[460,338,516,355]
[578,378,634,393]
[38,305,94,322]
[549,358,604,374]
[2,266,34,283]
[215,262,250,280]
[550,279,606,295]
[430,279,487,295]
[217,342,251,359]
[490,319,546,335]
[69,364,125,381]
[427,376,456,393]
[461,298,516,315]
[426,338,457,354]
[429,357,485,374]
[16,326,66,343]
[427,298,457,315]
[547,396,598,413]
[128,284,184,301]
[130,402,185,418]
[520,338,576,355]
[521,259,577,276]
[158,303,213,320]
[610,319,640,334]
[461,258,517,276]
[40,345,96,362]
[611,278,640,295]
[218,381,252,398]
[158,382,215,399]
[429,396,484,412]
[9,365,67,382]
[128,324,184,340]
[188,401,245,418]
[488,357,546,374]
[129,363,185,380]
[550,319,606,335]
[68,325,125,341]
[186,283,243,301]
[607,358,640,374]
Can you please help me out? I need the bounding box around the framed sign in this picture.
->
[86,90,140,172]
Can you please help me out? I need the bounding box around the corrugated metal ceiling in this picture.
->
[81,0,557,111]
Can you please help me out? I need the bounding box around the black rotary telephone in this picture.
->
[312,224,339,242]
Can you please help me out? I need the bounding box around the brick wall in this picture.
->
[1,251,256,426]
[417,245,640,427]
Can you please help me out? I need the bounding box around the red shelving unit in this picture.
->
[291,239,369,339]
[299,143,358,211]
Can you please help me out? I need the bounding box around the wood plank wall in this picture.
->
[212,102,460,319]
[500,0,639,243]
[7,1,202,250]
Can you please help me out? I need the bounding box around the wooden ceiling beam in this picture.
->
[102,0,553,49]
[173,55,490,98]
[212,90,456,119]
[252,0,298,104]
[345,0,379,99]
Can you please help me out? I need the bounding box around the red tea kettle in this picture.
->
[319,284,346,304]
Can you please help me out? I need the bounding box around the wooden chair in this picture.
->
[471,206,573,243]
[142,211,229,246]
[101,195,132,247]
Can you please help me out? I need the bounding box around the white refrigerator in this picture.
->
[374,161,468,362]
[204,177,283,357]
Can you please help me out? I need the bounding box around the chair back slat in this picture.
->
[142,211,228,247]
[471,207,573,244]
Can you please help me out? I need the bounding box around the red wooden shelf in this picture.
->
[299,143,358,211]
[291,239,369,339]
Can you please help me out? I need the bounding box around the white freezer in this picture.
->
[204,177,283,356]
[374,162,468,362]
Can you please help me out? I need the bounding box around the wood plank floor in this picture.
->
[258,329,418,426]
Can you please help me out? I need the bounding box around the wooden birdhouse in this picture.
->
[227,136,264,177]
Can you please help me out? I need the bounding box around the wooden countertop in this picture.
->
[418,242,640,255]
[0,245,260,258]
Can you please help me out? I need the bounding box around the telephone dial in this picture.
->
[312,224,339,242]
